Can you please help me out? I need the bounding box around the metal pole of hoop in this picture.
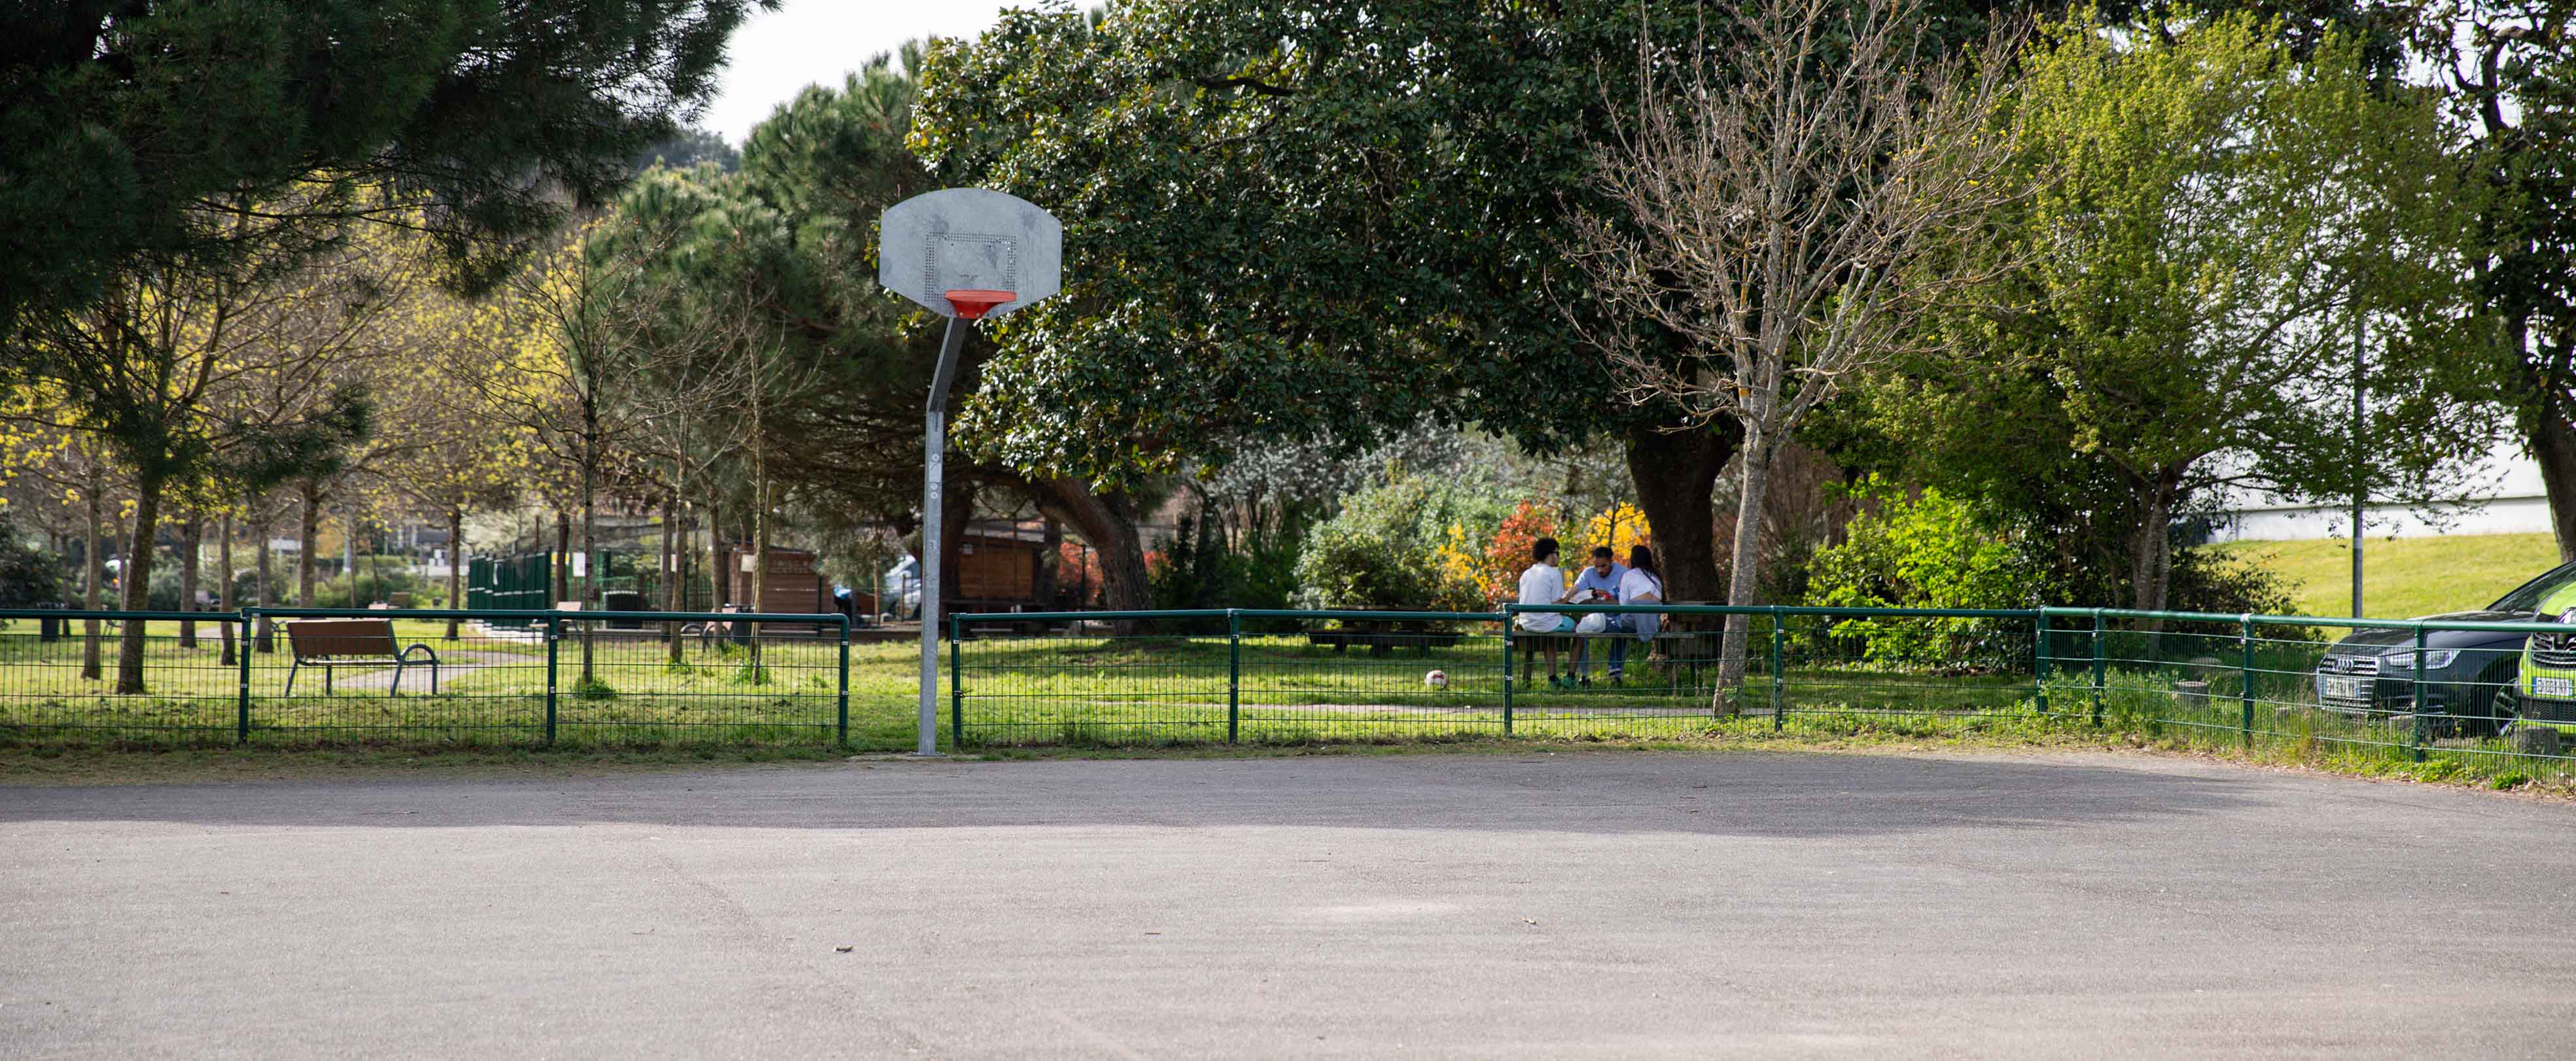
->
[919,290,1011,757]
[919,315,966,756]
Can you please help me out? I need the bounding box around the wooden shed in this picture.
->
[952,521,1051,612]
[720,546,831,616]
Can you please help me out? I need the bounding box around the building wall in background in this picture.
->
[2209,445,2550,542]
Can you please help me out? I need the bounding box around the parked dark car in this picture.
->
[2310,560,2576,735]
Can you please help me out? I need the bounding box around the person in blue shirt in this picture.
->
[1567,547,1627,685]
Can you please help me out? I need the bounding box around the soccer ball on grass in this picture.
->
[1424,669,1449,690]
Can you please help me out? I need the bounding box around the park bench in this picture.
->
[682,604,745,650]
[283,618,440,697]
[1513,607,1721,686]
[1306,619,1466,656]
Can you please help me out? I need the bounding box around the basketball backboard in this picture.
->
[878,188,1063,320]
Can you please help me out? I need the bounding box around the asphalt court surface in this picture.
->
[5,750,2572,1058]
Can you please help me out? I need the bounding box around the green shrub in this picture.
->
[1803,478,2055,669]
[1149,508,1304,611]
[1292,474,1506,611]
[0,516,67,608]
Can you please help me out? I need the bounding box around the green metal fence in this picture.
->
[465,553,556,611]
[947,605,2045,744]
[0,607,849,748]
[465,550,703,612]
[2035,607,2575,789]
[948,604,2576,785]
[9,601,2575,785]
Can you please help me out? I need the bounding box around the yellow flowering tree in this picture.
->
[1571,502,1653,568]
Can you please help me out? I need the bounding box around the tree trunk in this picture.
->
[82,474,102,682]
[2128,476,2179,614]
[115,473,164,693]
[579,460,598,684]
[707,497,729,612]
[1031,478,1148,612]
[2127,471,2180,660]
[343,508,358,605]
[747,388,768,666]
[219,512,237,667]
[2528,398,2576,565]
[446,506,465,641]
[178,513,202,648]
[1036,519,1061,608]
[255,506,276,653]
[552,511,571,606]
[1625,419,1740,606]
[579,464,597,609]
[1716,430,1775,708]
[296,481,320,607]
[663,493,682,664]
[749,455,769,669]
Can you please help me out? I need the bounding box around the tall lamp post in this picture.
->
[877,190,1063,756]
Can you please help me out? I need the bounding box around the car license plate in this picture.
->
[2319,676,2365,701]
[2535,676,2573,699]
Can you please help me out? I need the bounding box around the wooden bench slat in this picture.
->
[285,619,402,661]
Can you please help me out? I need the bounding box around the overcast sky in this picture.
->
[700,1,1022,145]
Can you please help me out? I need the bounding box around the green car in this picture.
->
[2513,581,2576,733]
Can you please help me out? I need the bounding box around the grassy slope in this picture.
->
[2206,532,2562,619]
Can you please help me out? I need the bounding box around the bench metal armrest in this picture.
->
[400,643,440,665]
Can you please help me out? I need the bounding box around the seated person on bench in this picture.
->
[1605,545,1665,683]
[1514,537,1586,688]
[1568,546,1628,684]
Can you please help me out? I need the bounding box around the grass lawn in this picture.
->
[2206,532,2562,618]
[0,620,2044,751]
[0,618,2567,798]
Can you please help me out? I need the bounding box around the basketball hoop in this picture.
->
[943,289,1017,321]
[879,188,1065,757]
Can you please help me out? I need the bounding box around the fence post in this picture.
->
[949,612,964,750]
[1500,605,1515,736]
[236,610,253,744]
[1770,606,1786,731]
[2410,623,2427,764]
[2090,609,2106,727]
[836,618,851,747]
[1226,609,1241,744]
[2033,612,2050,716]
[2238,614,2255,749]
[543,617,559,745]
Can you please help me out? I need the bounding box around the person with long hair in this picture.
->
[1606,544,1664,682]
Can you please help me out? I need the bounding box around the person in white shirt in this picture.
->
[1515,537,1583,688]
[1605,544,1665,682]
